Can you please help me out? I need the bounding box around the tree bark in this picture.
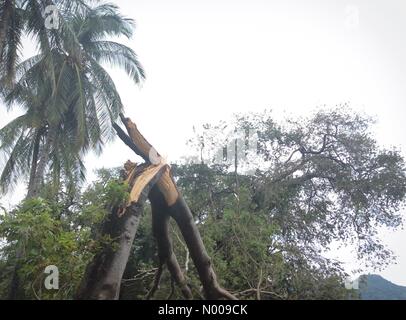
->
[27,128,42,198]
[27,127,55,199]
[149,186,193,299]
[76,163,167,300]
[114,115,236,300]
[78,115,236,300]
[76,203,145,300]
[169,196,236,299]
[7,246,22,300]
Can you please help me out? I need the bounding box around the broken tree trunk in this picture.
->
[115,115,236,300]
[148,186,193,299]
[76,163,167,300]
[77,114,236,300]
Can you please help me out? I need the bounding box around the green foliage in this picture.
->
[188,107,406,268]
[0,198,93,299]
[0,1,145,196]
[120,108,406,300]
[0,108,404,300]
[0,169,123,299]
[103,180,129,209]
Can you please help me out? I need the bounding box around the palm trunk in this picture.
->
[27,128,42,198]
[27,127,56,199]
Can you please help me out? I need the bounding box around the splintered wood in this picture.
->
[118,116,178,208]
[124,163,167,209]
[122,117,155,161]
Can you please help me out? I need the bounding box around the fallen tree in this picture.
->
[77,114,236,300]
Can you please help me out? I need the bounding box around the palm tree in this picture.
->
[0,0,22,85]
[0,2,145,198]
[1,2,145,300]
[0,0,94,86]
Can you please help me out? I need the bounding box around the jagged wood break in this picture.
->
[77,114,236,300]
[77,163,168,300]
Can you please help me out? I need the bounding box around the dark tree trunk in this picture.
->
[151,173,236,300]
[149,187,193,299]
[76,203,145,300]
[78,115,235,300]
[76,164,167,300]
[114,115,236,300]
[27,128,42,198]
[27,127,55,199]
[7,247,22,300]
[169,195,236,299]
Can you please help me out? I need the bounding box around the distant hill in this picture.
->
[358,274,406,300]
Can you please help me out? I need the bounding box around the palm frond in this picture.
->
[0,114,28,152]
[0,128,34,194]
[85,40,145,83]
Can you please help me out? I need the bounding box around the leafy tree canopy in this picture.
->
[2,108,402,300]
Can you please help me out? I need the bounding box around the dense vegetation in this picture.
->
[1,108,405,299]
[0,1,405,300]
[0,162,352,300]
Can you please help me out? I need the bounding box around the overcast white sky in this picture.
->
[1,0,406,285]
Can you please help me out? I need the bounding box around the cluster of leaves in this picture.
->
[120,162,357,300]
[0,198,93,299]
[0,1,145,197]
[185,108,406,268]
[118,108,405,300]
[0,168,128,299]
